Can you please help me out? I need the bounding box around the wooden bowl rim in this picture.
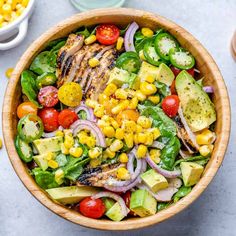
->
[2,8,231,230]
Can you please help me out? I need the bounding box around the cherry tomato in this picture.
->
[38,86,59,108]
[162,95,180,118]
[58,109,78,129]
[170,66,195,77]
[17,101,38,119]
[96,24,120,45]
[122,191,134,216]
[76,197,105,219]
[170,80,177,95]
[116,109,140,125]
[38,108,59,132]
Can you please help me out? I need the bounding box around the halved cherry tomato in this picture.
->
[58,109,78,129]
[17,101,38,119]
[162,95,180,118]
[38,108,59,132]
[170,66,195,77]
[170,80,177,95]
[38,86,58,108]
[96,24,120,45]
[76,197,105,219]
[116,109,140,125]
[122,191,135,216]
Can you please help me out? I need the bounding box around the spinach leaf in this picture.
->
[154,81,171,97]
[173,186,192,203]
[120,24,130,36]
[56,154,68,167]
[195,158,209,166]
[32,168,58,189]
[45,38,66,51]
[139,105,177,139]
[76,27,90,38]
[174,155,207,167]
[160,136,180,170]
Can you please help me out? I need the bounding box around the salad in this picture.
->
[15,22,216,221]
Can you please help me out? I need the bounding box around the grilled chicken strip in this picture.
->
[56,34,84,87]
[77,163,125,187]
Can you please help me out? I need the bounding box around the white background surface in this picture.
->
[0,1,236,235]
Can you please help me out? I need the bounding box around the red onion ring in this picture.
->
[71,120,106,147]
[151,141,165,150]
[146,154,181,178]
[203,86,214,93]
[92,191,129,216]
[42,126,64,138]
[124,22,139,52]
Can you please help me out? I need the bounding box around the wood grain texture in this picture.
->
[2,8,231,230]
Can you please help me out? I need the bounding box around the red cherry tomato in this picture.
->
[122,191,135,216]
[162,95,180,118]
[38,86,59,107]
[76,197,105,219]
[38,108,59,132]
[170,66,195,77]
[170,80,177,95]
[58,109,78,129]
[96,24,120,45]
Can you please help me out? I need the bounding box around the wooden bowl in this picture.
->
[2,8,231,230]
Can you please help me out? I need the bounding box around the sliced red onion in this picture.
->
[179,149,192,159]
[92,191,129,216]
[194,68,200,74]
[178,106,199,150]
[127,151,135,175]
[146,154,181,178]
[42,131,57,138]
[95,45,115,59]
[124,22,139,52]
[203,86,214,93]
[168,178,182,188]
[73,104,96,122]
[71,120,106,147]
[151,141,165,150]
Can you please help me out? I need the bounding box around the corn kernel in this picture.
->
[115,128,125,140]
[64,129,73,136]
[55,130,64,137]
[111,119,119,129]
[103,126,115,138]
[110,139,123,152]
[137,144,147,158]
[144,132,154,146]
[104,148,116,159]
[10,0,17,9]
[148,95,160,104]
[140,81,157,96]
[85,99,98,109]
[46,152,55,161]
[86,136,96,148]
[119,153,129,163]
[150,149,161,164]
[117,167,130,180]
[124,133,134,149]
[5,67,13,79]
[105,138,113,146]
[104,83,117,96]
[69,147,83,158]
[85,34,97,45]
[98,93,109,104]
[0,0,4,7]
[133,134,139,144]
[16,6,25,16]
[3,14,11,22]
[94,104,105,118]
[89,57,100,68]
[141,27,154,37]
[90,158,102,167]
[0,138,2,149]
[199,145,212,157]
[15,3,22,10]
[0,15,4,24]
[2,4,11,14]
[116,36,124,50]
[136,125,143,133]
[115,88,127,99]
[137,116,152,129]
[151,128,161,140]
[128,97,138,109]
[55,169,64,185]
[111,100,129,114]
[196,129,215,145]
[97,119,108,129]
[145,75,155,83]
[89,147,102,159]
[139,50,146,61]
[61,143,69,155]
[137,133,147,144]
[122,120,136,133]
[21,0,29,7]
[64,135,74,149]
[135,90,146,101]
[48,160,59,169]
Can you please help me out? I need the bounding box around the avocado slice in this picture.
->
[33,153,49,171]
[138,61,159,82]
[180,162,204,186]
[175,71,216,132]
[46,186,99,204]
[105,202,126,221]
[130,189,157,217]
[141,169,169,193]
[108,67,137,88]
[156,63,175,86]
[33,136,63,155]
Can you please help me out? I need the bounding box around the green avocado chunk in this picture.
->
[141,169,169,193]
[180,162,204,186]
[156,63,175,86]
[46,186,99,204]
[33,136,63,155]
[138,61,159,82]
[33,153,51,171]
[175,70,216,132]
[130,189,157,217]
[105,202,126,222]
